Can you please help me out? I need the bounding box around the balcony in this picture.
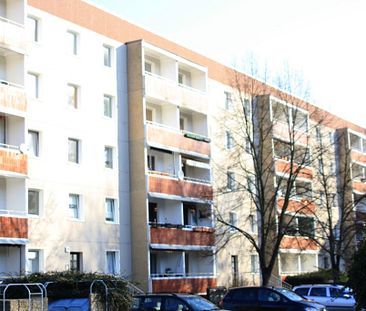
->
[150,226,214,246]
[0,147,27,175]
[351,150,366,164]
[148,174,213,200]
[145,73,208,112]
[152,277,216,294]
[353,181,366,193]
[280,236,318,250]
[0,17,25,54]
[275,159,313,179]
[147,123,210,157]
[280,252,318,276]
[0,216,27,239]
[150,249,216,294]
[0,82,27,114]
[277,198,316,214]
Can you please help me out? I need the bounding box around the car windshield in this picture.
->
[275,288,305,302]
[183,296,220,311]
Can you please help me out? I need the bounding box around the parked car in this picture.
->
[293,284,355,311]
[220,286,326,311]
[131,293,224,311]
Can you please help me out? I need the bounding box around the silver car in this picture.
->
[293,284,355,311]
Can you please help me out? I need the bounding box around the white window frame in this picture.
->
[104,146,114,169]
[67,30,79,55]
[27,72,39,99]
[67,84,79,108]
[106,250,120,275]
[105,198,118,223]
[251,254,259,273]
[103,44,112,67]
[227,171,236,191]
[69,193,82,220]
[229,211,238,232]
[27,130,40,157]
[27,16,39,42]
[226,131,234,149]
[68,138,80,163]
[224,91,233,110]
[28,189,42,216]
[27,249,43,273]
[104,95,113,118]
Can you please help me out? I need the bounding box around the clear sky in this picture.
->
[88,0,366,128]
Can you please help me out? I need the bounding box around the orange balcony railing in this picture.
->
[0,148,27,175]
[0,216,27,239]
[149,175,212,200]
[152,277,216,294]
[0,83,27,114]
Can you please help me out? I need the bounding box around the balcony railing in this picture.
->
[151,272,214,278]
[0,82,27,113]
[0,216,28,239]
[0,209,27,217]
[147,123,210,156]
[0,146,27,175]
[145,73,208,112]
[0,17,26,53]
[151,276,216,294]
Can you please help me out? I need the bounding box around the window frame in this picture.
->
[103,45,112,67]
[67,84,79,109]
[27,16,39,42]
[103,95,113,118]
[227,171,236,191]
[70,252,82,272]
[68,138,80,164]
[67,30,79,55]
[28,189,41,216]
[27,249,42,273]
[104,146,113,169]
[69,193,81,220]
[106,250,120,275]
[27,72,39,99]
[27,130,40,157]
[105,198,118,223]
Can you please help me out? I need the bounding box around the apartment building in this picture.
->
[0,0,365,294]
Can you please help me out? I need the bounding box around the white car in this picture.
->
[293,284,355,311]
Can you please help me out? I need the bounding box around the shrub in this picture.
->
[2,271,133,311]
[349,242,366,310]
[285,269,348,287]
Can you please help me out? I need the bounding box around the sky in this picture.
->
[88,0,366,128]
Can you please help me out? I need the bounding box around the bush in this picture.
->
[2,271,133,311]
[285,269,348,287]
[349,242,366,310]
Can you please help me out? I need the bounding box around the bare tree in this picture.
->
[213,64,334,286]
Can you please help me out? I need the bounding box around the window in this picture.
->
[147,154,155,171]
[247,176,256,193]
[104,95,113,117]
[27,72,39,98]
[251,254,259,273]
[28,189,40,216]
[70,252,82,272]
[315,126,322,142]
[245,138,251,153]
[104,146,113,168]
[149,202,158,223]
[146,108,153,122]
[309,287,327,297]
[227,171,236,191]
[68,138,80,163]
[330,161,336,175]
[145,61,152,73]
[106,251,119,275]
[226,131,234,149]
[67,84,78,108]
[229,212,238,231]
[103,45,112,67]
[318,158,324,174]
[105,198,117,222]
[352,163,366,180]
[27,16,39,42]
[231,255,239,286]
[178,69,191,86]
[27,130,39,157]
[224,91,232,110]
[27,250,41,273]
[69,194,80,219]
[243,99,251,116]
[283,214,315,237]
[67,30,79,55]
[249,214,257,233]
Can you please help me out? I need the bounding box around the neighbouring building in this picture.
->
[0,0,365,294]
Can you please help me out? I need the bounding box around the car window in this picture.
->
[309,287,327,297]
[183,296,218,311]
[294,288,310,296]
[164,297,189,311]
[258,289,281,302]
[231,288,258,302]
[329,287,342,298]
[142,297,163,311]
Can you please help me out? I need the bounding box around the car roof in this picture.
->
[293,284,339,288]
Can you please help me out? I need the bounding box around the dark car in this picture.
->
[220,286,327,311]
[131,293,224,311]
